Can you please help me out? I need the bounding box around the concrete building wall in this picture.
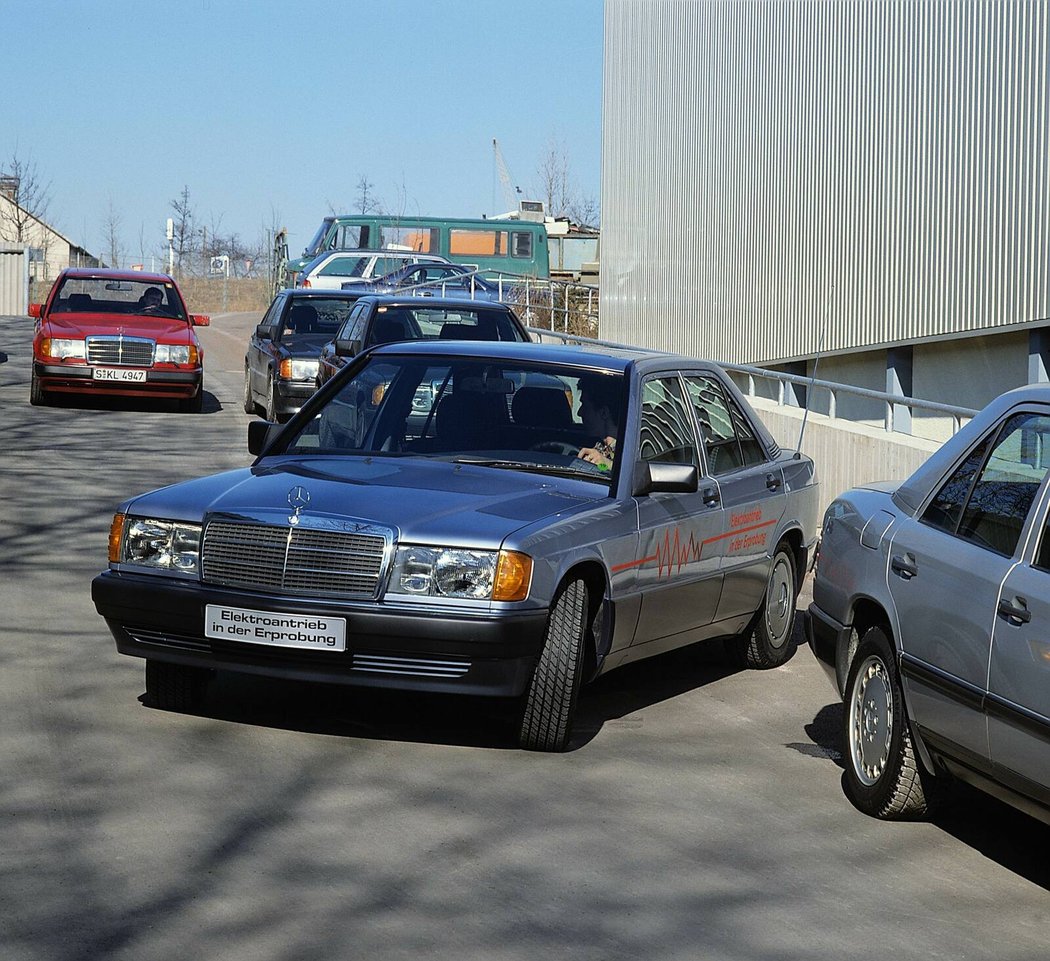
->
[601,0,1050,383]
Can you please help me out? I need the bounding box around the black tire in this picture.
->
[179,387,204,413]
[727,543,798,669]
[265,373,280,423]
[243,364,257,414]
[30,370,48,406]
[843,625,939,819]
[519,578,589,752]
[144,660,210,712]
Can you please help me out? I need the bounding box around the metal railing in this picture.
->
[529,329,979,436]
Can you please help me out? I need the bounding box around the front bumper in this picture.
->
[92,570,548,698]
[35,362,202,398]
[273,378,316,417]
[806,602,851,695]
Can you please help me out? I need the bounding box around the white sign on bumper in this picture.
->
[204,605,346,652]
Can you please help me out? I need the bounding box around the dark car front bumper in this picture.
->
[806,602,852,694]
[273,378,317,417]
[35,362,202,398]
[92,570,548,697]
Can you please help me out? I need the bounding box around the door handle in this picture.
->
[891,554,918,579]
[702,486,720,507]
[766,472,782,491]
[998,597,1032,625]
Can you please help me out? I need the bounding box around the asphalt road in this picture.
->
[2,310,1048,961]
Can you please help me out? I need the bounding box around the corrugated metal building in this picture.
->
[600,0,1050,434]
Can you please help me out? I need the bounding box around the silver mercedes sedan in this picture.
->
[809,385,1050,823]
[93,340,818,751]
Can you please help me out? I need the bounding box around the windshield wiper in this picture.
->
[451,457,609,480]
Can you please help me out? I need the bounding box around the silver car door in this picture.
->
[889,413,1044,764]
[681,374,786,624]
[630,375,725,646]
[986,412,1050,794]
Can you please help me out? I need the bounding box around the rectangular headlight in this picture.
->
[155,344,191,364]
[280,358,319,380]
[388,547,532,601]
[121,517,202,575]
[47,338,86,359]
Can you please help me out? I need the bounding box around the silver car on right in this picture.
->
[809,385,1050,824]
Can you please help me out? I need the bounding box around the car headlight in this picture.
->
[155,344,193,364]
[389,546,532,601]
[280,358,319,380]
[44,337,86,359]
[110,514,202,575]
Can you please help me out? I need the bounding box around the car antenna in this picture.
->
[795,286,832,459]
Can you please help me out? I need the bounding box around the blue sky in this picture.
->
[0,0,603,263]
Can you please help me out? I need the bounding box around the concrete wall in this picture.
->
[749,396,942,519]
[0,244,28,315]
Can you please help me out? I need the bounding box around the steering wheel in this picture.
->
[530,441,580,457]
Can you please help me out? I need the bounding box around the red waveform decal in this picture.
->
[655,526,705,578]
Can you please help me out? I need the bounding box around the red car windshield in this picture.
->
[51,277,187,320]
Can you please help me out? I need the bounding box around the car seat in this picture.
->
[286,303,319,334]
[67,293,93,311]
[369,311,412,346]
[436,391,507,449]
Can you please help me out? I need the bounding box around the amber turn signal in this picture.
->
[108,513,125,563]
[493,550,533,602]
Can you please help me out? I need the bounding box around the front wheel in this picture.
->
[144,660,211,712]
[179,387,204,413]
[519,578,589,752]
[265,373,281,423]
[30,370,49,406]
[243,364,257,414]
[727,544,798,669]
[843,626,939,819]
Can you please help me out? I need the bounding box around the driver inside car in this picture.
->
[577,376,621,470]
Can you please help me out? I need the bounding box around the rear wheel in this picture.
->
[519,578,588,752]
[843,626,939,819]
[144,660,211,712]
[726,544,798,669]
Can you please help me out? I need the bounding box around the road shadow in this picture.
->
[798,699,1050,889]
[39,388,222,414]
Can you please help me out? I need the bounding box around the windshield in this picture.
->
[303,218,333,257]
[50,277,187,319]
[283,355,624,483]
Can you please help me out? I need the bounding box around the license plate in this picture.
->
[204,605,346,652]
[93,367,147,382]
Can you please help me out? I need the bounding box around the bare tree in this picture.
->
[0,150,53,252]
[102,197,125,268]
[355,174,382,215]
[169,185,197,276]
[534,137,600,228]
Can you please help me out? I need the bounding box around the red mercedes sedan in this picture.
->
[30,268,209,412]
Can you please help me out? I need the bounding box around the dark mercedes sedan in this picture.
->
[243,289,367,421]
[93,341,818,751]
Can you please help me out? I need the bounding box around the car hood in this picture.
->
[279,334,329,357]
[46,313,193,341]
[123,456,605,547]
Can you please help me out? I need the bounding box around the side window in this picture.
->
[728,395,767,467]
[319,256,366,277]
[683,375,745,475]
[336,303,367,342]
[261,296,285,330]
[638,377,699,467]
[511,231,533,258]
[925,412,1050,556]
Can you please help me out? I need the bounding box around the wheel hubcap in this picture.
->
[849,655,893,786]
[764,556,793,648]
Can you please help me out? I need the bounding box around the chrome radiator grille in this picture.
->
[201,520,388,597]
[86,335,155,367]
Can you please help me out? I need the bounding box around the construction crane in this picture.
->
[492,139,522,215]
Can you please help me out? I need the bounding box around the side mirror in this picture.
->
[192,314,211,327]
[255,324,274,340]
[28,303,42,318]
[632,461,700,497]
[248,419,283,456]
[334,339,357,357]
